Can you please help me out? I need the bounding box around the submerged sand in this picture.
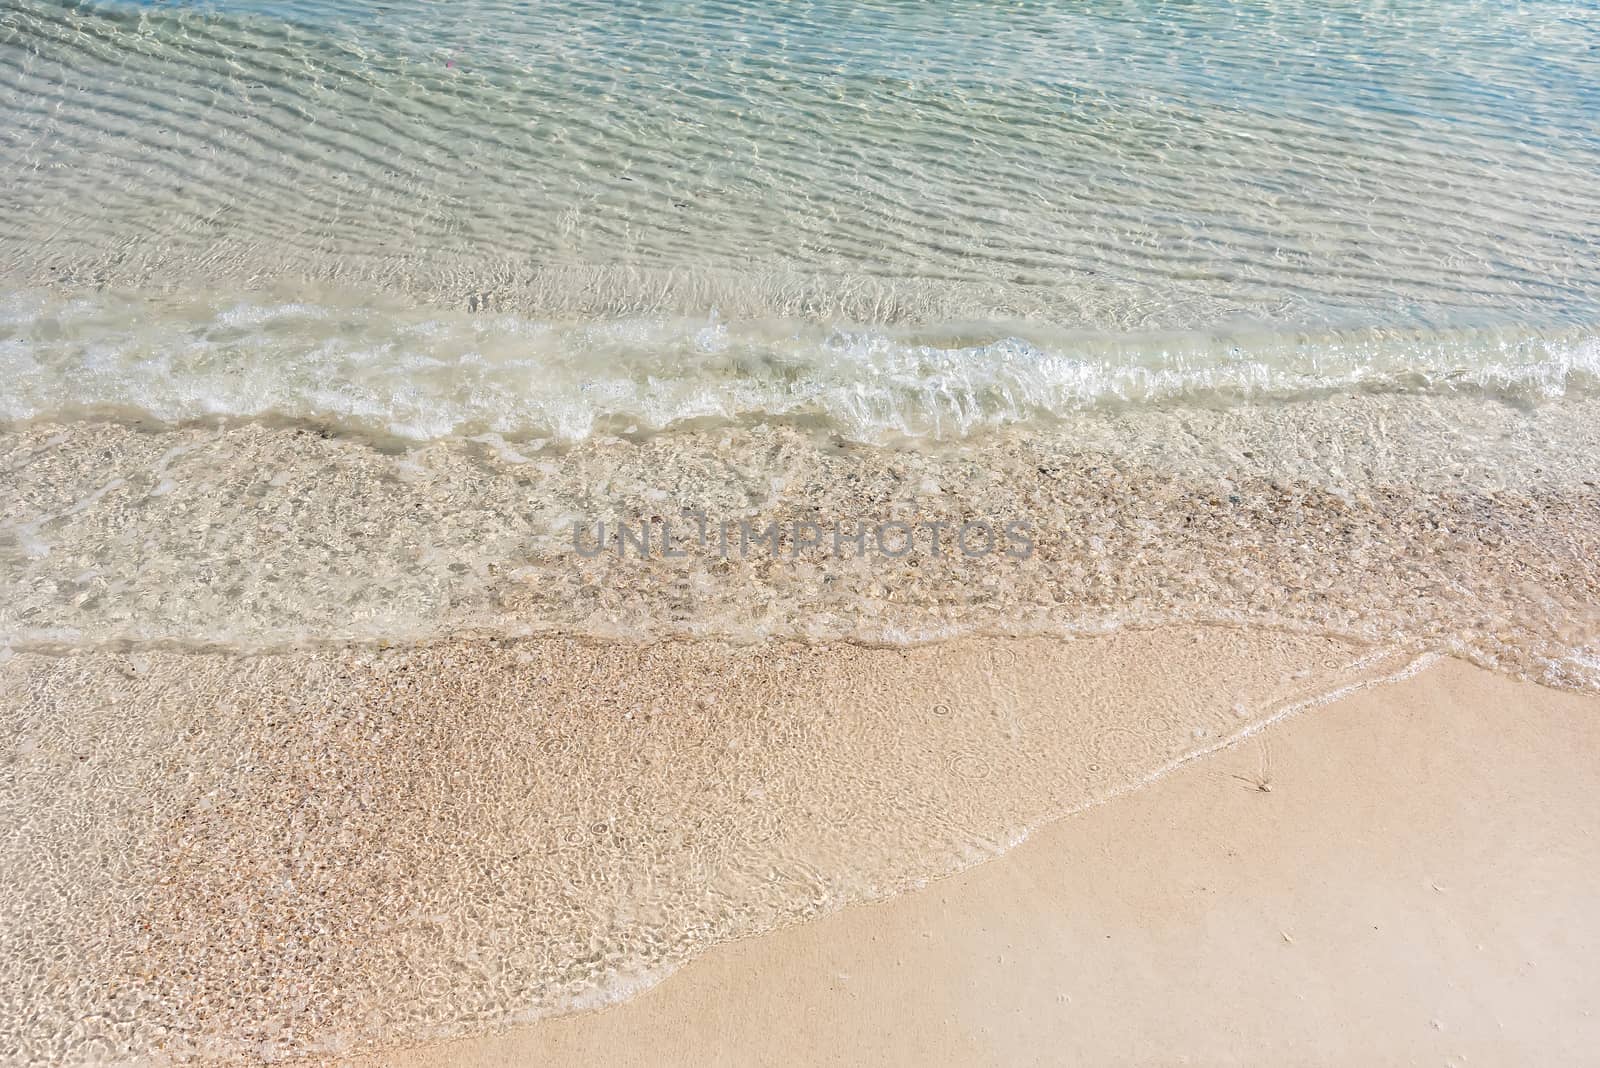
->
[6,405,1600,682]
[345,658,1600,1067]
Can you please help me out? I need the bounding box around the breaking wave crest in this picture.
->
[3,289,1599,444]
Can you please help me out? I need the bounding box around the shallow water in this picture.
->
[3,0,1600,1062]
[4,0,1600,326]
[4,0,1600,460]
[4,405,1600,689]
[6,288,1600,444]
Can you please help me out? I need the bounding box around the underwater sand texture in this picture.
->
[3,1,1599,1061]
[4,0,1599,329]
[4,398,1599,686]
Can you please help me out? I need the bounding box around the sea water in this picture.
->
[3,0,1599,1061]
[2,0,1598,667]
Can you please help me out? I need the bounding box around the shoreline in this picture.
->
[6,420,1599,1064]
[4,626,1423,1064]
[6,1,1600,1063]
[338,656,1600,1067]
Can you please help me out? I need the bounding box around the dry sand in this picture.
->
[346,658,1600,1067]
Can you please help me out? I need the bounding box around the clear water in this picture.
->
[3,0,1600,446]
[4,1,1600,1062]
[2,0,1599,667]
[3,0,1600,337]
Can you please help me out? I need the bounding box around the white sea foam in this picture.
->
[2,289,1598,444]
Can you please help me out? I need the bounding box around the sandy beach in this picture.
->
[0,626,1396,1060]
[5,1,1600,1063]
[342,657,1600,1067]
[5,409,1600,1067]
[6,629,1598,1065]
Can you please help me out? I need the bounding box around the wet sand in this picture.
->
[6,627,1414,1063]
[344,658,1600,1067]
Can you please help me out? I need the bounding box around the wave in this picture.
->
[3,288,1599,444]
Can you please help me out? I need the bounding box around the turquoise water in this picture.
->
[3,0,1600,656]
[7,6,1600,1063]
[3,0,1600,652]
[3,1,1600,438]
[2,0,1599,424]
